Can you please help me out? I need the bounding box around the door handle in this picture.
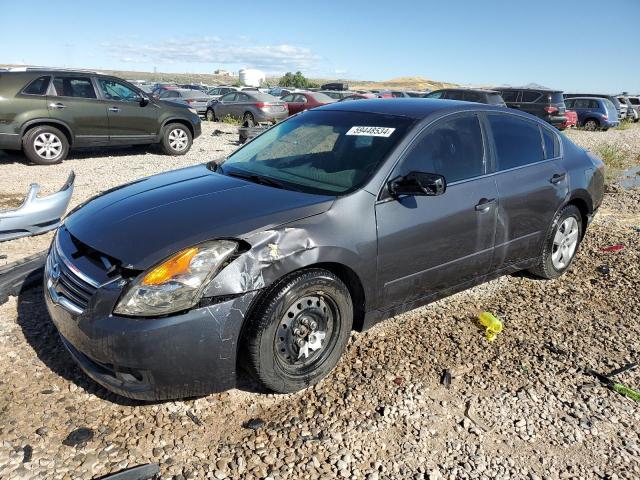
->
[49,102,66,109]
[108,107,121,113]
[549,173,566,184]
[475,198,496,212]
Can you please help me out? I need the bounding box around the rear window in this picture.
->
[541,127,559,159]
[310,92,335,103]
[22,76,50,95]
[489,114,544,171]
[500,90,519,102]
[548,92,565,104]
[629,98,640,106]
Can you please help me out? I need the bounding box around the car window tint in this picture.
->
[521,91,541,103]
[53,77,96,98]
[237,93,250,101]
[399,114,485,183]
[220,93,237,102]
[426,91,444,99]
[446,91,465,100]
[22,76,50,95]
[489,114,544,170]
[541,127,559,159]
[500,90,519,102]
[464,92,483,103]
[98,79,140,102]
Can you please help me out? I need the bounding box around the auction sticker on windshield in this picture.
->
[346,126,396,137]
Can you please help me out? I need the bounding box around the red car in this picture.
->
[561,109,578,130]
[281,92,336,115]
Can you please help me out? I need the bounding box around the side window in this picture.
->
[295,94,308,103]
[521,91,541,103]
[237,93,250,101]
[209,88,220,95]
[446,91,465,100]
[52,77,96,99]
[500,90,519,102]
[574,99,588,109]
[97,79,140,102]
[464,92,482,103]
[541,127,559,159]
[589,100,600,109]
[281,94,294,102]
[220,93,237,102]
[22,76,51,95]
[426,91,444,99]
[489,114,544,170]
[398,114,485,183]
[564,99,574,108]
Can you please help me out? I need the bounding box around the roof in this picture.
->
[433,88,501,94]
[320,98,503,119]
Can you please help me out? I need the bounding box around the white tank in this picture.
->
[239,68,265,87]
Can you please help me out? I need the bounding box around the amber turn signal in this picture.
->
[141,247,199,286]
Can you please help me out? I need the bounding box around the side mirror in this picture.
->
[140,95,149,107]
[388,171,446,197]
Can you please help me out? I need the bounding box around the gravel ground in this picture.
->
[0,122,639,480]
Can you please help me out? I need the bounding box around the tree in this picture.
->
[278,71,318,89]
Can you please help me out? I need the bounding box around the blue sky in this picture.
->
[1,0,638,92]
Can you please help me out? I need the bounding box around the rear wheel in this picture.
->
[242,112,256,127]
[240,269,353,393]
[161,124,192,155]
[528,204,582,279]
[23,126,69,165]
[583,119,599,131]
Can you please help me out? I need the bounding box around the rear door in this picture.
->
[486,113,567,269]
[95,78,159,144]
[375,113,498,308]
[47,75,109,145]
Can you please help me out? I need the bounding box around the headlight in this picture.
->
[114,240,237,317]
[187,107,198,115]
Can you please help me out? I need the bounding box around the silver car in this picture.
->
[159,89,213,115]
[211,91,288,125]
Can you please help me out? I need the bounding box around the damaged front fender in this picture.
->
[0,171,74,242]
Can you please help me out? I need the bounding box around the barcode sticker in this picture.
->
[345,126,396,137]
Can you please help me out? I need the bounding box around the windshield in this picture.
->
[221,110,414,195]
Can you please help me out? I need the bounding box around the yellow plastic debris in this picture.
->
[478,311,503,342]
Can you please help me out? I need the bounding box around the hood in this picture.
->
[65,164,333,270]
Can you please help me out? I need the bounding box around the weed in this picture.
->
[220,115,242,126]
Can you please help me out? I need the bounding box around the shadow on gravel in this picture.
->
[15,277,268,404]
[0,145,156,165]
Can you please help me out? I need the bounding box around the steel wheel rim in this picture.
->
[34,132,62,159]
[274,293,339,372]
[168,128,188,151]
[552,216,579,270]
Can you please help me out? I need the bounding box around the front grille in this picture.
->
[46,234,99,314]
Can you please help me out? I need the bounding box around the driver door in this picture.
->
[96,78,159,144]
[375,113,498,308]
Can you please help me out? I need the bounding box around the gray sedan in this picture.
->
[159,89,213,115]
[210,91,288,125]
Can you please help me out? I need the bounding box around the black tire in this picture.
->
[240,268,353,393]
[583,119,599,131]
[160,123,192,155]
[528,204,583,279]
[242,112,256,127]
[22,125,69,165]
[205,109,216,122]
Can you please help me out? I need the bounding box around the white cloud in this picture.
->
[103,37,323,75]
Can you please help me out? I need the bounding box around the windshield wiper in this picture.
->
[225,171,286,190]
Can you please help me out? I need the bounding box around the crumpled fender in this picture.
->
[0,171,75,242]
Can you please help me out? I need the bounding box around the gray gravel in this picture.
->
[0,122,639,479]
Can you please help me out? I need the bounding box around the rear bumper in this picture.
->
[255,110,288,123]
[45,283,258,400]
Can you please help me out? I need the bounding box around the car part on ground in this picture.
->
[43,99,604,400]
[94,463,160,480]
[0,70,201,164]
[0,252,46,306]
[238,124,268,144]
[0,171,74,242]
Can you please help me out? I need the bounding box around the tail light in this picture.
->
[602,114,608,120]
[544,106,558,114]
[186,99,195,104]
[255,102,266,108]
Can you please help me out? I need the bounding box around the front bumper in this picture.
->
[44,271,258,400]
[193,117,202,139]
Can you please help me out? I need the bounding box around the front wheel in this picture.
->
[242,112,256,127]
[23,126,69,165]
[205,109,215,122]
[240,269,353,393]
[528,204,582,279]
[161,124,192,155]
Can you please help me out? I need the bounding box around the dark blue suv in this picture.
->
[564,97,620,131]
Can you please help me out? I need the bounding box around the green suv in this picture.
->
[0,69,202,165]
